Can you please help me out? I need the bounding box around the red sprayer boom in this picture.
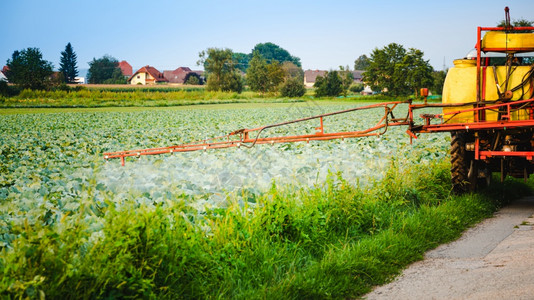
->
[104,101,411,166]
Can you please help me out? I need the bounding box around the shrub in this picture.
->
[184,72,203,85]
[350,83,365,93]
[314,71,343,97]
[0,81,19,97]
[280,77,306,97]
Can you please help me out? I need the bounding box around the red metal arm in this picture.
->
[103,101,411,165]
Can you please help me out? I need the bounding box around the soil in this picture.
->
[364,196,534,300]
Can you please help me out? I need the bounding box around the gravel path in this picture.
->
[364,196,534,300]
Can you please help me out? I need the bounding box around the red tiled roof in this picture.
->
[118,61,133,76]
[129,65,168,83]
[163,67,201,83]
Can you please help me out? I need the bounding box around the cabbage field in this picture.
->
[0,102,447,240]
[1,101,466,298]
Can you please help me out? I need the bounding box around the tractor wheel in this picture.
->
[451,132,471,194]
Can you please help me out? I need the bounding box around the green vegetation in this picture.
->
[247,51,285,93]
[280,77,306,97]
[1,157,530,299]
[362,43,433,96]
[0,85,435,109]
[496,18,533,30]
[350,83,365,93]
[5,48,54,90]
[246,51,306,97]
[87,55,126,84]
[184,72,203,85]
[233,42,302,73]
[0,87,305,108]
[198,48,244,93]
[250,42,302,67]
[0,103,528,298]
[432,70,447,95]
[59,42,78,84]
[354,54,370,70]
[314,70,344,97]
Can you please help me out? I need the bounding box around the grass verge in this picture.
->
[1,160,531,299]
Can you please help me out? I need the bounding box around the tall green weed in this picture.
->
[1,160,531,299]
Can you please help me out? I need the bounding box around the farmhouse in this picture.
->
[1,66,9,82]
[163,67,204,84]
[128,65,168,85]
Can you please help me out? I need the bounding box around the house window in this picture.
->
[137,75,140,79]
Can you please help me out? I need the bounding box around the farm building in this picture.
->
[128,66,168,85]
[303,70,327,87]
[163,67,204,84]
[1,66,9,82]
[118,61,133,77]
[352,70,364,83]
[74,76,86,84]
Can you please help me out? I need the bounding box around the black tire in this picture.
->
[451,132,470,194]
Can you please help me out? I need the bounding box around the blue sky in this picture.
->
[1,0,533,74]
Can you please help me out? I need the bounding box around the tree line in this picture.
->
[2,39,491,98]
[1,41,441,98]
[4,15,533,97]
[1,43,128,91]
[197,45,307,97]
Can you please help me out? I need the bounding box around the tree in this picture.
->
[339,65,354,96]
[363,43,406,95]
[59,42,78,83]
[87,55,125,84]
[5,47,54,90]
[251,42,301,67]
[246,51,269,92]
[247,51,285,93]
[232,52,250,73]
[281,61,304,80]
[497,18,533,28]
[349,83,364,93]
[354,54,370,70]
[314,71,343,97]
[198,48,243,93]
[280,77,306,97]
[362,43,433,96]
[266,61,285,91]
[184,72,203,85]
[401,48,434,96]
[431,70,447,95]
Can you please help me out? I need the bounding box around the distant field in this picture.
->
[73,83,205,89]
[0,101,352,115]
[0,84,399,108]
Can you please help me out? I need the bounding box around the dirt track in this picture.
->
[365,196,534,300]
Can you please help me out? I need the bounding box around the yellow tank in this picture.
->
[442,59,533,123]
[482,31,534,50]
